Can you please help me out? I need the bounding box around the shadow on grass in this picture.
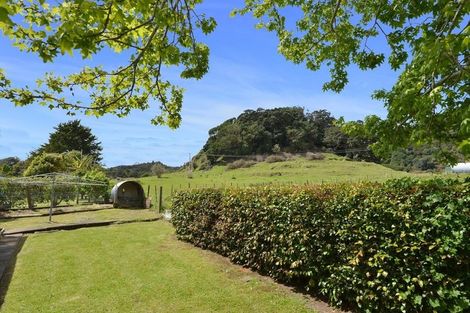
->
[0,236,27,308]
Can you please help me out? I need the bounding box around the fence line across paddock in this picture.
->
[141,177,376,213]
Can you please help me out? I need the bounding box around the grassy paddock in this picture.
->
[0,222,313,313]
[139,154,449,208]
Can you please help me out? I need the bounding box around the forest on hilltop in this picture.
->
[106,162,179,178]
[197,107,444,172]
[201,107,375,161]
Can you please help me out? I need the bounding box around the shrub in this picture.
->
[172,178,470,313]
[151,163,166,178]
[226,159,256,170]
[282,152,295,159]
[0,180,17,209]
[265,155,287,163]
[81,169,110,202]
[305,152,325,160]
[195,153,212,171]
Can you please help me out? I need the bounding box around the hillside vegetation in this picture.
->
[200,107,376,164]
[106,161,178,178]
[139,154,438,206]
[194,107,449,172]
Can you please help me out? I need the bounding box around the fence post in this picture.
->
[147,185,150,198]
[76,177,80,205]
[49,176,56,222]
[159,186,163,213]
[26,187,34,210]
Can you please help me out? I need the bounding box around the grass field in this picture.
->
[1,222,314,313]
[0,209,158,231]
[138,154,447,208]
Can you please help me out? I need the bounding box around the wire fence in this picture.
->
[142,178,378,212]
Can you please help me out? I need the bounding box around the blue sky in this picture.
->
[0,1,397,167]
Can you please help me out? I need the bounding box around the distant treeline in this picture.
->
[106,161,179,178]
[0,157,178,179]
[196,107,443,172]
[0,157,26,176]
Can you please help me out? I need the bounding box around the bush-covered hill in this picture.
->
[195,107,448,172]
[106,161,179,178]
[200,107,377,164]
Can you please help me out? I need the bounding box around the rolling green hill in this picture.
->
[138,154,443,208]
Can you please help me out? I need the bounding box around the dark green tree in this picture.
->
[307,110,336,147]
[324,126,348,151]
[34,120,103,162]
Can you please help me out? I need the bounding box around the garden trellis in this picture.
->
[0,173,109,221]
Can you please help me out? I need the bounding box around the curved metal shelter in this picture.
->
[111,181,145,208]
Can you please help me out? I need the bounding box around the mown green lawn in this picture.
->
[1,222,313,313]
[0,209,158,231]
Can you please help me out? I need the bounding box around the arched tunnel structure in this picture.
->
[110,181,145,208]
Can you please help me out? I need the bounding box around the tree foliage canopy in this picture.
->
[235,0,469,158]
[23,150,99,176]
[33,120,103,162]
[0,156,25,176]
[23,152,68,176]
[0,0,216,128]
[0,0,468,159]
[151,162,166,178]
[106,161,176,178]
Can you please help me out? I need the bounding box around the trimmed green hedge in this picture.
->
[172,178,470,312]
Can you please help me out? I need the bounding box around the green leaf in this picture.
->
[59,38,74,55]
[0,7,13,25]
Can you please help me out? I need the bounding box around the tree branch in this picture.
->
[330,0,341,31]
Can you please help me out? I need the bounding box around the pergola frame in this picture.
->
[0,173,108,221]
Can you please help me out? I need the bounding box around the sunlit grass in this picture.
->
[1,222,313,313]
[138,154,447,207]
